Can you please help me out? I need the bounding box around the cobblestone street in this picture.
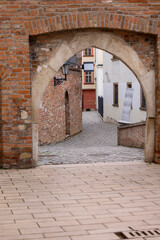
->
[38,111,144,165]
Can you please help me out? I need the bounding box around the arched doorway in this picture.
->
[32,31,155,167]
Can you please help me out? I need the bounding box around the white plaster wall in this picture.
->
[103,51,146,123]
[96,49,104,109]
[96,67,103,109]
[96,48,103,65]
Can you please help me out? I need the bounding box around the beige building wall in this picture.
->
[82,47,96,90]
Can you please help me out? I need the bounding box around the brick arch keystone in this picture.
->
[32,32,155,166]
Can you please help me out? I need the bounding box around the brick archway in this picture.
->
[1,1,160,168]
[24,13,159,37]
[32,31,155,166]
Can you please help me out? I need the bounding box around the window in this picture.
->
[127,82,132,88]
[84,48,92,56]
[127,82,132,109]
[111,55,119,61]
[141,89,146,110]
[113,83,118,106]
[85,71,93,83]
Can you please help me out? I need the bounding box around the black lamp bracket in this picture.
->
[54,74,67,86]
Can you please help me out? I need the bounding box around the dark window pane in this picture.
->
[142,90,146,109]
[85,72,92,83]
[114,84,118,105]
[127,83,132,88]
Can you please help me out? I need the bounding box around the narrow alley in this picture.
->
[38,111,144,165]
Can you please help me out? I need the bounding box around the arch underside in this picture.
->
[32,31,155,166]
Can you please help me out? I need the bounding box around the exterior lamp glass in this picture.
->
[62,62,69,76]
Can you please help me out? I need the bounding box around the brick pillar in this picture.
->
[0,74,2,161]
[155,36,160,163]
[0,35,32,168]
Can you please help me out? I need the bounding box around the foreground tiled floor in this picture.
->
[1,162,160,239]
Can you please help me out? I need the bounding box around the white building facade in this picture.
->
[96,50,146,123]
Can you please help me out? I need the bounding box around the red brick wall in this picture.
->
[118,122,145,149]
[0,0,160,168]
[38,68,82,145]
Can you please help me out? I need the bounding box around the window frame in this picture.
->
[113,83,119,107]
[84,71,94,84]
[127,82,132,109]
[83,48,93,57]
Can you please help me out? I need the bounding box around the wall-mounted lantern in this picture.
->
[54,62,69,86]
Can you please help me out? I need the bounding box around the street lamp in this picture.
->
[54,62,69,86]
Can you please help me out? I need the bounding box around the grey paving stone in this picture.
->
[38,111,144,166]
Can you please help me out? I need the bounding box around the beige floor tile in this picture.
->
[19,226,63,234]
[0,162,160,240]
[70,233,120,240]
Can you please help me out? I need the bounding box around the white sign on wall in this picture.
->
[83,62,94,72]
[119,88,134,124]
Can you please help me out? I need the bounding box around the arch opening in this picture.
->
[32,31,155,167]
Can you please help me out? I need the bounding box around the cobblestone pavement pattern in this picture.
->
[1,162,160,240]
[39,111,144,165]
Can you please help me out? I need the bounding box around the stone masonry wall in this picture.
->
[38,68,82,145]
[118,122,145,149]
[0,0,160,167]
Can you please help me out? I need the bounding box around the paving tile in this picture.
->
[0,234,44,240]
[78,217,120,225]
[117,214,159,222]
[62,224,107,232]
[44,231,87,238]
[0,219,14,224]
[70,233,120,240]
[19,226,63,235]
[37,220,80,227]
[1,153,160,240]
[45,238,71,240]
[43,238,71,240]
[105,220,149,229]
[0,229,20,236]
